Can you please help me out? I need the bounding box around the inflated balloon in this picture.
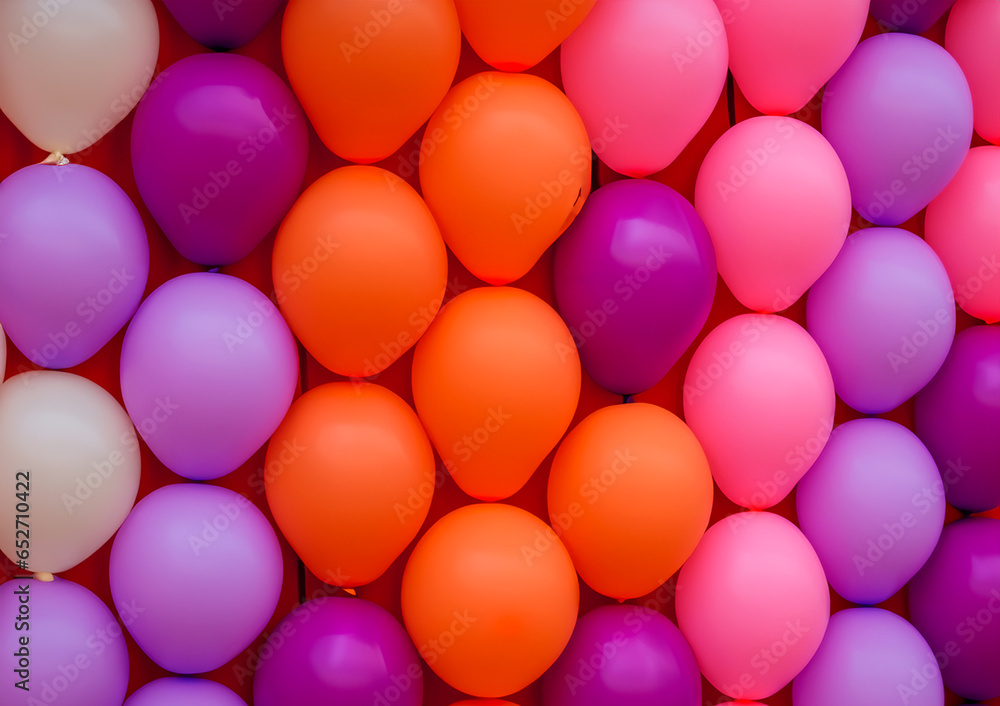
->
[695,116,851,312]
[420,72,591,284]
[915,325,1000,512]
[282,0,460,163]
[793,608,943,706]
[807,227,955,414]
[543,605,702,706]
[870,0,955,33]
[163,0,282,49]
[946,0,1000,144]
[254,598,422,706]
[401,504,579,697]
[821,34,973,225]
[125,678,246,706]
[120,273,298,480]
[796,419,945,605]
[547,403,713,600]
[683,314,835,509]
[553,179,717,395]
[109,484,283,674]
[0,322,5,376]
[272,166,447,377]
[560,0,728,177]
[0,578,129,706]
[0,371,139,574]
[411,287,580,501]
[450,702,517,706]
[0,164,149,369]
[908,518,1000,701]
[0,0,159,154]
[676,512,830,700]
[131,53,308,266]
[924,146,1000,323]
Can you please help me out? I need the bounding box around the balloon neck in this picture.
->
[41,152,68,166]
[32,572,54,582]
[207,267,221,274]
[341,587,357,596]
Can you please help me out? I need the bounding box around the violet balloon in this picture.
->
[553,179,716,395]
[131,53,307,266]
[869,0,955,33]
[162,0,282,49]
[125,677,246,706]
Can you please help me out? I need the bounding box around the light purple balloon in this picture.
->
[125,677,246,706]
[120,272,298,480]
[162,0,282,49]
[793,608,943,706]
[821,34,972,225]
[806,227,955,413]
[796,418,945,605]
[0,578,129,706]
[109,483,283,675]
[869,0,956,33]
[0,164,149,369]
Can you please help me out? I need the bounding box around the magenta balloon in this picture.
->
[806,227,955,414]
[131,53,307,266]
[120,272,298,480]
[821,34,973,225]
[162,0,282,49]
[125,677,246,706]
[553,179,716,395]
[0,164,149,369]
[869,0,955,33]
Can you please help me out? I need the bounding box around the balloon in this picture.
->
[907,518,1000,701]
[560,0,728,177]
[946,0,1000,144]
[120,273,298,481]
[676,512,830,700]
[1,322,5,376]
[401,504,579,697]
[0,164,149,369]
[821,34,973,226]
[125,678,246,706]
[109,483,283,674]
[282,0,460,163]
[717,0,867,115]
[543,605,702,706]
[695,116,851,312]
[924,146,1000,323]
[420,72,590,284]
[272,166,447,377]
[793,608,943,706]
[796,419,946,605]
[0,371,139,574]
[265,382,436,588]
[683,314,835,509]
[0,0,158,154]
[915,325,1000,512]
[449,702,517,706]
[163,0,282,49]
[131,53,308,266]
[411,286,581,501]
[253,597,421,706]
[870,0,955,33]
[0,578,129,706]
[553,179,717,395]
[806,227,955,414]
[547,402,713,600]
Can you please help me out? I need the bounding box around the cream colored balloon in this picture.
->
[0,0,159,155]
[1,323,6,379]
[0,371,140,573]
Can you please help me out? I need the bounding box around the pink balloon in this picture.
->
[561,0,728,177]
[718,0,868,115]
[695,117,851,312]
[676,512,830,700]
[683,314,835,509]
[946,0,1000,145]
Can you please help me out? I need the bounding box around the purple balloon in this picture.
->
[793,608,943,706]
[821,34,972,225]
[869,0,956,33]
[915,325,1000,512]
[542,605,701,706]
[553,179,717,395]
[162,0,282,49]
[109,483,283,674]
[120,272,298,480]
[796,418,945,605]
[908,517,1000,701]
[132,53,308,266]
[0,578,129,706]
[806,227,955,413]
[0,164,149,369]
[125,677,246,706]
[253,597,422,706]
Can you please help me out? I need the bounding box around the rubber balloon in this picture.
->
[163,0,282,49]
[946,0,1000,144]
[125,678,246,706]
[870,0,955,33]
[0,323,5,376]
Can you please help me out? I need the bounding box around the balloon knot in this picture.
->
[342,587,357,596]
[41,152,68,166]
[32,572,54,582]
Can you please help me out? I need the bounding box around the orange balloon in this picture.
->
[272,165,447,377]
[281,0,460,163]
[411,286,581,501]
[450,701,519,706]
[547,402,714,600]
[419,71,591,284]
[264,382,436,587]
[401,503,580,697]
